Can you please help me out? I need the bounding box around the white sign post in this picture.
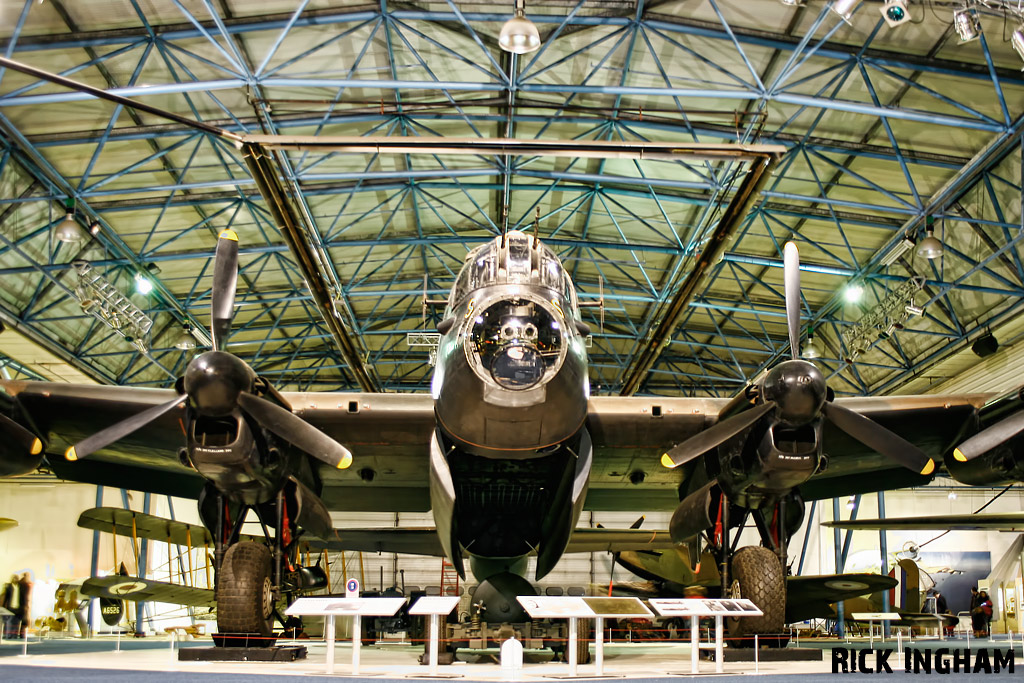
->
[287,596,406,676]
[649,598,763,675]
[409,595,462,679]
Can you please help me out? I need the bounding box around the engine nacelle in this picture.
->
[0,436,43,477]
[945,434,1024,485]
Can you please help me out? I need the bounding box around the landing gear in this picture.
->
[727,546,785,641]
[216,542,274,638]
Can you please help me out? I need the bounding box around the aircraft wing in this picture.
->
[81,576,215,608]
[822,512,1024,531]
[785,574,898,623]
[79,507,218,546]
[0,518,16,532]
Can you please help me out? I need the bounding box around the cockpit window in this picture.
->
[449,231,570,309]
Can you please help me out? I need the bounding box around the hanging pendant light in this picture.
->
[499,1,540,54]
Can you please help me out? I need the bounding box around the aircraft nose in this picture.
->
[468,297,564,391]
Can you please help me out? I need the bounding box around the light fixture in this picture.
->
[905,304,924,316]
[499,1,540,54]
[779,0,803,5]
[134,273,153,295]
[88,221,101,236]
[802,333,822,359]
[880,0,910,28]
[844,283,863,304]
[830,0,861,21]
[948,490,957,501]
[54,209,86,243]
[916,219,944,259]
[953,8,980,42]
[175,325,197,350]
[879,235,916,266]
[1013,26,1024,65]
[846,496,857,510]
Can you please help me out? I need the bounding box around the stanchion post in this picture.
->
[568,617,578,678]
[754,634,759,674]
[714,615,723,674]
[352,614,362,675]
[325,614,336,675]
[594,616,604,676]
[21,627,28,657]
[690,616,699,674]
[116,627,121,653]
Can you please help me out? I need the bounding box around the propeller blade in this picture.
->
[211,229,239,352]
[822,401,935,475]
[662,401,776,468]
[0,412,43,456]
[783,241,801,360]
[237,393,352,470]
[66,396,185,461]
[953,409,1024,463]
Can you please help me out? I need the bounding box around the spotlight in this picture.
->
[846,496,857,510]
[175,325,197,351]
[1013,27,1024,65]
[905,304,924,316]
[953,9,980,42]
[948,490,957,501]
[54,210,86,243]
[779,0,803,5]
[880,0,910,28]
[134,273,153,295]
[499,1,540,54]
[916,223,944,260]
[844,284,863,304]
[802,334,822,359]
[830,0,861,21]
[972,332,999,358]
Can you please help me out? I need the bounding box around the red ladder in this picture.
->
[440,557,460,597]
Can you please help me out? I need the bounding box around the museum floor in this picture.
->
[1,635,1022,681]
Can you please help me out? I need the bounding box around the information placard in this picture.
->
[516,596,590,618]
[582,596,652,618]
[410,596,461,615]
[649,597,762,617]
[286,596,407,617]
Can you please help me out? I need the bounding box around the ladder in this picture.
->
[440,557,460,597]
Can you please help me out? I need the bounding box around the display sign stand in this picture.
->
[851,613,901,647]
[649,598,764,676]
[517,595,651,679]
[287,596,406,676]
[407,596,462,679]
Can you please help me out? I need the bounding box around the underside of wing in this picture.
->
[823,512,1024,531]
[785,573,898,623]
[563,527,675,553]
[78,507,217,547]
[81,576,215,608]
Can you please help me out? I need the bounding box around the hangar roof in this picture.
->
[0,0,1022,398]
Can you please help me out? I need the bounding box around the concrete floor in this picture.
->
[1,633,1021,681]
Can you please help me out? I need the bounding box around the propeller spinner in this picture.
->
[65,230,353,470]
[663,241,934,477]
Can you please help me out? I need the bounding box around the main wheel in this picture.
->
[727,546,785,642]
[216,542,274,637]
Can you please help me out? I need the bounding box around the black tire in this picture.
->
[216,542,274,637]
[726,546,785,641]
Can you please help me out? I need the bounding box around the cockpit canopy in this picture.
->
[450,231,575,310]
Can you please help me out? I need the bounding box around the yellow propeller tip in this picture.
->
[336,453,353,470]
[65,446,78,461]
[660,453,676,469]
[219,229,238,242]
[919,459,935,476]
[953,448,967,463]
[30,438,42,455]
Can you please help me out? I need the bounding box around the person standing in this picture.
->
[14,573,31,638]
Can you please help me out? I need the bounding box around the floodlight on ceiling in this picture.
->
[843,283,863,304]
[1013,26,1024,65]
[953,8,980,42]
[779,0,803,5]
[880,0,911,28]
[830,0,861,21]
[134,273,153,295]
[916,220,944,260]
[879,235,916,266]
[175,325,197,351]
[55,209,86,244]
[499,1,540,54]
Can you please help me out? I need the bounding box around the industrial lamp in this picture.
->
[54,203,86,243]
[175,325,197,350]
[916,218,944,259]
[802,333,823,359]
[499,0,540,54]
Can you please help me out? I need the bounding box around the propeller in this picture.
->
[662,401,776,468]
[211,229,238,352]
[0,412,43,457]
[783,241,801,360]
[662,241,935,476]
[237,393,352,469]
[65,395,185,461]
[822,401,934,475]
[66,227,354,470]
[952,409,1024,463]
